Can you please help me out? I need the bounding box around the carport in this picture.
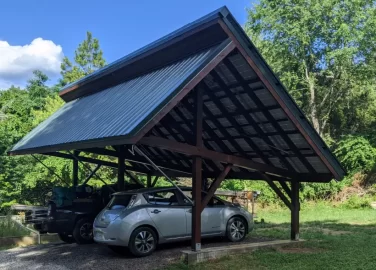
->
[9,6,345,251]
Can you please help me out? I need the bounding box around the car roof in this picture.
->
[113,186,191,196]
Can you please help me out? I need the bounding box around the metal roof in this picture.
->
[9,6,345,182]
[59,7,226,99]
[10,42,228,154]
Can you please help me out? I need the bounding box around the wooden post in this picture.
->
[72,150,79,186]
[192,156,202,251]
[118,146,125,191]
[291,181,300,240]
[147,173,152,187]
[192,87,203,252]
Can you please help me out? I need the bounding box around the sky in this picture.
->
[0,0,254,89]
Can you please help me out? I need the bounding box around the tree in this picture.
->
[60,31,106,85]
[246,0,376,137]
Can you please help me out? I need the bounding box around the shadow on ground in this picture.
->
[0,236,271,270]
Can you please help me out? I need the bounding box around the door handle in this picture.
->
[151,209,161,214]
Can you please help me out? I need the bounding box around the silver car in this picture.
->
[93,187,253,257]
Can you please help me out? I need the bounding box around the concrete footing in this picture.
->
[181,239,304,265]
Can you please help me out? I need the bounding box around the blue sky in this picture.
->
[0,0,253,88]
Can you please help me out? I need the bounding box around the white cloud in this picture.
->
[0,38,63,89]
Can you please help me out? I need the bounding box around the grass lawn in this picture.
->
[0,216,30,238]
[166,204,376,270]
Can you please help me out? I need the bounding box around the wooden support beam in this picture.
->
[140,136,294,178]
[201,79,271,166]
[262,173,292,210]
[72,150,79,186]
[151,176,160,187]
[279,181,292,199]
[82,164,101,185]
[124,170,144,187]
[201,164,232,212]
[192,87,203,252]
[118,146,125,191]
[78,147,192,176]
[291,181,300,240]
[147,173,152,187]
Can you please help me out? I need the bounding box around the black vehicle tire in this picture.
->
[58,233,75,244]
[73,218,94,244]
[108,245,127,255]
[226,216,247,242]
[128,227,157,257]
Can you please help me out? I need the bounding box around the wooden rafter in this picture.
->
[139,136,295,178]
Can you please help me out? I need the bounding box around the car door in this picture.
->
[145,190,187,239]
[184,192,224,236]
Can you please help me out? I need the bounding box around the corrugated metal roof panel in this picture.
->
[10,45,222,154]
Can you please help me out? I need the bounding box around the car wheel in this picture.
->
[128,227,157,257]
[226,217,247,242]
[58,233,75,244]
[108,245,127,255]
[73,218,94,244]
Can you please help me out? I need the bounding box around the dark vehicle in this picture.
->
[15,183,143,244]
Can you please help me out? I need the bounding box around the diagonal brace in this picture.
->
[261,173,292,210]
[278,181,292,199]
[201,164,233,212]
[151,176,160,187]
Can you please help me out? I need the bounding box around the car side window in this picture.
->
[208,197,225,206]
[180,191,224,207]
[146,191,179,206]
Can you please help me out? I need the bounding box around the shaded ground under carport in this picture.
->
[0,237,272,270]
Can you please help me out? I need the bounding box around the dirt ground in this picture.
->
[0,236,270,270]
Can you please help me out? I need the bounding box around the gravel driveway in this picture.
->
[0,237,270,270]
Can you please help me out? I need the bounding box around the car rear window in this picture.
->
[107,195,133,210]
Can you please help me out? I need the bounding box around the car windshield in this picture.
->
[107,194,133,210]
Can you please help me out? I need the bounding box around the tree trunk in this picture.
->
[309,83,320,135]
[305,67,321,135]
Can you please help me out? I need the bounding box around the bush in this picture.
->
[334,135,376,173]
[340,195,373,209]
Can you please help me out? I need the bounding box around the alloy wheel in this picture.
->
[230,220,245,240]
[134,231,155,253]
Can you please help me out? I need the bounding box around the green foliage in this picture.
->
[60,31,106,85]
[341,194,373,209]
[0,216,29,237]
[246,0,376,137]
[334,136,376,173]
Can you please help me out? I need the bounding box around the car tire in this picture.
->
[226,216,247,242]
[108,245,127,255]
[58,233,75,244]
[73,218,94,244]
[128,227,157,257]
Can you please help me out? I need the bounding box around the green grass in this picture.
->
[165,205,376,270]
[0,216,30,238]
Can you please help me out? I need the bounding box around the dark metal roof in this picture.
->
[9,6,345,182]
[10,42,229,154]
